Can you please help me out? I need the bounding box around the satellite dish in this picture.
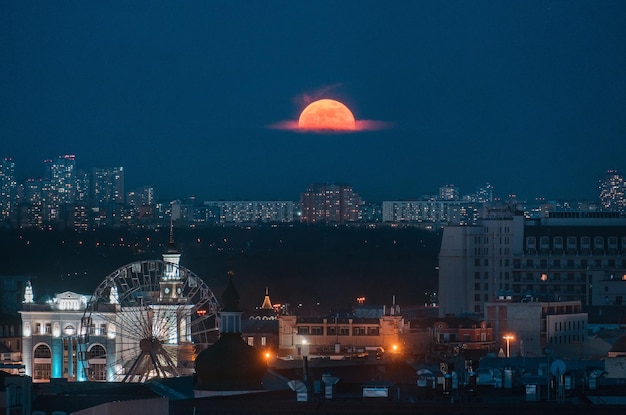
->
[287,380,307,392]
[550,359,567,376]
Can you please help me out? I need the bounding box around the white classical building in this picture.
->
[20,232,220,383]
[21,289,115,382]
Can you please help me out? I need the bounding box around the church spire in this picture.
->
[166,214,179,254]
[261,286,273,310]
[220,271,243,334]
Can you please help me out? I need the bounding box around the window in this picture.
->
[310,326,323,335]
[540,236,550,250]
[353,327,366,336]
[261,336,267,346]
[338,327,350,336]
[89,344,106,359]
[297,326,309,335]
[567,236,577,250]
[581,237,591,250]
[368,327,379,336]
[91,363,107,381]
[34,344,51,358]
[554,236,563,250]
[327,326,336,336]
[594,237,604,251]
[526,237,536,249]
[247,336,254,346]
[34,363,51,381]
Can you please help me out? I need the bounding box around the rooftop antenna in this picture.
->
[169,213,175,245]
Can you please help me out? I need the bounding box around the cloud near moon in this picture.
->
[268,97,394,133]
[268,120,393,132]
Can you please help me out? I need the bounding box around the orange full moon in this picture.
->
[298,99,356,131]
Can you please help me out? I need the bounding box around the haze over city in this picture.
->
[2,1,625,202]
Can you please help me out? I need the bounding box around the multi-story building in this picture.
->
[599,170,626,212]
[431,318,495,357]
[127,186,155,209]
[439,184,459,201]
[300,183,362,224]
[0,157,17,223]
[203,201,294,223]
[20,289,100,382]
[382,200,480,225]
[92,167,124,207]
[438,206,626,317]
[44,155,77,205]
[485,300,587,358]
[475,183,494,203]
[74,169,91,205]
[278,314,403,358]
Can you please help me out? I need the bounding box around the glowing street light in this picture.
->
[503,335,514,358]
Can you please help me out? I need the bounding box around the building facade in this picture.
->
[203,201,294,223]
[382,200,480,225]
[300,184,362,224]
[438,207,626,316]
[0,157,16,223]
[278,314,403,358]
[20,290,115,382]
[485,300,588,358]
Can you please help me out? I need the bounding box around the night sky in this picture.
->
[1,1,625,202]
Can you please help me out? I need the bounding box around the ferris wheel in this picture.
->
[79,260,220,383]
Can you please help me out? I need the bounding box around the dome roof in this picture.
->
[194,333,266,390]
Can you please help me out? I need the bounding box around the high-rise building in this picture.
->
[300,183,362,223]
[74,169,91,204]
[439,184,459,201]
[44,155,77,205]
[92,167,124,207]
[475,183,494,203]
[438,206,626,317]
[127,186,155,209]
[0,157,16,222]
[599,170,626,212]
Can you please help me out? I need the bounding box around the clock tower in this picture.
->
[160,218,183,301]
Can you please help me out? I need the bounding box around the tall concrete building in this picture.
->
[438,206,626,317]
[0,157,16,222]
[300,183,362,224]
[439,184,459,201]
[92,166,125,207]
[599,169,626,212]
[44,155,77,205]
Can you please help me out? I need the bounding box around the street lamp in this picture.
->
[503,335,514,358]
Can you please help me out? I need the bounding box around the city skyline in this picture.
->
[2,2,625,202]
[1,152,622,205]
